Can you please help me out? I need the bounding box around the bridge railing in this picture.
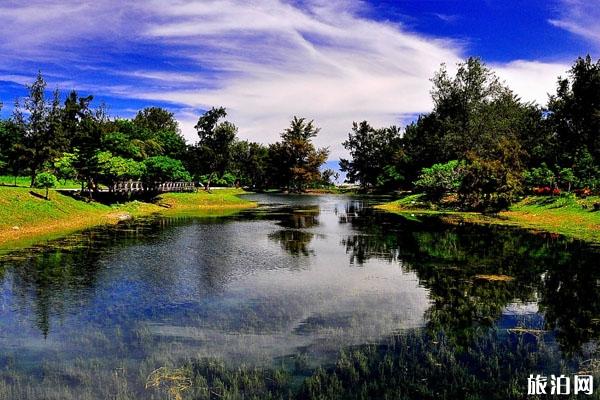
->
[110,181,196,194]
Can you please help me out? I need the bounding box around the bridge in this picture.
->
[109,180,196,194]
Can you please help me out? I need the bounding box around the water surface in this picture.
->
[1,194,599,399]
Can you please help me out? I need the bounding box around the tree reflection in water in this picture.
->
[2,195,600,399]
[342,205,600,355]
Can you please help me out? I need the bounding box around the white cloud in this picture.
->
[0,0,573,158]
[494,60,568,105]
[548,0,600,46]
[135,0,465,156]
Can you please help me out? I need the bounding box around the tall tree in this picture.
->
[230,140,269,189]
[340,121,404,190]
[270,117,329,192]
[548,55,600,167]
[402,58,542,208]
[66,92,105,194]
[190,107,237,189]
[17,73,66,186]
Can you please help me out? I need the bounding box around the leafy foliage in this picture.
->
[142,156,191,185]
[34,171,58,199]
[269,117,329,191]
[340,121,404,190]
[96,151,145,187]
[414,160,464,199]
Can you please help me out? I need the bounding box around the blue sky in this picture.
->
[0,0,599,159]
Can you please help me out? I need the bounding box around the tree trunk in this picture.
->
[45,187,49,200]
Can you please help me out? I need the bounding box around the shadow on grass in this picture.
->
[29,191,48,200]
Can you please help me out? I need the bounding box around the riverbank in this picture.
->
[0,187,256,250]
[376,193,600,243]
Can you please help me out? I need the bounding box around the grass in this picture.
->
[0,175,81,189]
[0,187,256,250]
[376,193,600,244]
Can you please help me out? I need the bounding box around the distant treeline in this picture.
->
[0,78,331,194]
[1,55,600,208]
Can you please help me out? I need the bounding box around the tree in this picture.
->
[572,147,600,190]
[133,107,179,134]
[401,58,541,208]
[62,90,101,194]
[16,73,66,186]
[35,172,58,200]
[522,163,555,188]
[557,167,576,192]
[270,117,329,192]
[230,140,270,189]
[53,152,78,184]
[548,55,600,166]
[143,156,191,189]
[340,121,404,190]
[132,107,187,159]
[190,107,237,189]
[96,151,145,189]
[402,114,445,183]
[0,104,24,178]
[459,138,525,210]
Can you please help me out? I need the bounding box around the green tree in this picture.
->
[459,138,525,210]
[340,121,404,190]
[572,147,600,189]
[133,106,179,134]
[143,156,191,189]
[548,55,600,166]
[229,140,270,188]
[190,107,237,189]
[0,104,24,177]
[62,90,102,195]
[16,73,67,186]
[557,167,576,192]
[35,172,58,199]
[402,58,539,207]
[53,152,78,184]
[96,151,145,189]
[270,117,329,192]
[132,107,187,159]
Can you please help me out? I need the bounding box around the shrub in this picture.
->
[414,160,464,200]
[459,157,523,211]
[523,163,555,189]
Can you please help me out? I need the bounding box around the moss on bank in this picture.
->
[0,187,255,250]
[376,193,600,244]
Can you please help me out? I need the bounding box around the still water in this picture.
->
[0,194,599,399]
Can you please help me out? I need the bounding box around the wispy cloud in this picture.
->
[432,13,460,24]
[0,0,571,158]
[548,0,600,47]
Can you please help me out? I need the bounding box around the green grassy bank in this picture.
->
[377,193,600,243]
[0,187,255,250]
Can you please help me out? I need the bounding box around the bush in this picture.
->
[414,160,464,200]
[459,157,522,211]
[523,163,555,189]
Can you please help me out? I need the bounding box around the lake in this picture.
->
[1,194,599,399]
